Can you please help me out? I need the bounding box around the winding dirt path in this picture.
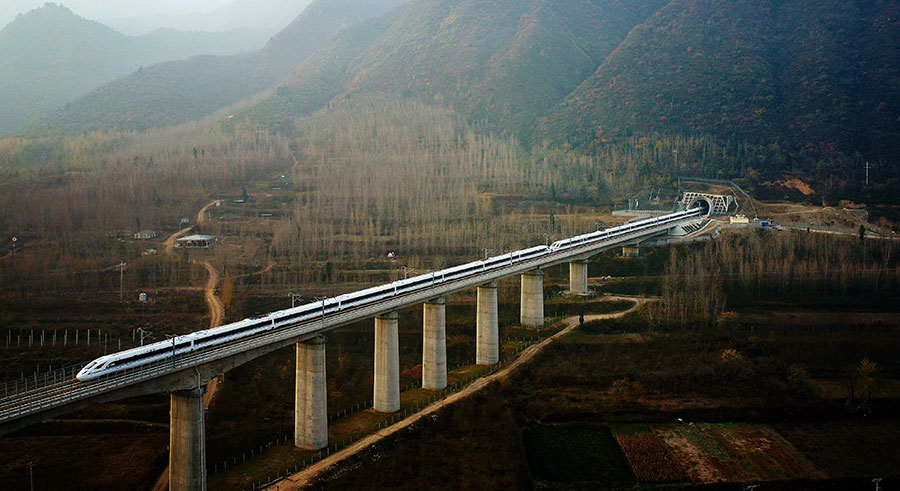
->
[269,296,651,490]
[151,200,223,491]
[198,260,224,329]
[196,200,219,225]
[162,200,218,254]
[163,226,193,255]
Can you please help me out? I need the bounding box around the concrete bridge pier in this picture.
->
[422,297,447,389]
[569,260,590,295]
[295,335,327,450]
[476,282,499,365]
[374,311,400,412]
[520,269,544,328]
[169,386,207,491]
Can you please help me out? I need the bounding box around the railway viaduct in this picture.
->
[0,200,715,490]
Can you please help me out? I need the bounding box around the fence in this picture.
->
[3,328,140,352]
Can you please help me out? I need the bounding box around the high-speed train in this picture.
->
[76,207,701,381]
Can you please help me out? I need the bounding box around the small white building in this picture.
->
[177,234,216,248]
[134,230,159,240]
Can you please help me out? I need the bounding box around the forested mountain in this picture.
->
[29,0,900,169]
[0,4,269,135]
[103,0,313,37]
[33,0,408,134]
[541,0,900,160]
[239,0,899,165]
[249,0,667,140]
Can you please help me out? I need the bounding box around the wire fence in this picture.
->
[3,328,135,351]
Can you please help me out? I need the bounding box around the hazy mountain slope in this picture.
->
[36,55,260,133]
[104,0,313,36]
[34,0,407,134]
[248,0,409,92]
[0,4,269,135]
[541,0,900,158]
[466,0,668,141]
[249,0,665,139]
[245,11,404,129]
[541,0,778,147]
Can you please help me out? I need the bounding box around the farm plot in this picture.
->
[612,423,824,484]
[613,424,689,483]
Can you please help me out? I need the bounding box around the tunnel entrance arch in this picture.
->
[687,196,713,217]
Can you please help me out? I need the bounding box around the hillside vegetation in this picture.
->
[0,4,269,135]
[18,0,900,199]
[246,0,667,140]
[542,0,900,161]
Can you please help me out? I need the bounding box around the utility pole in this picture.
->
[481,248,493,260]
[673,149,679,169]
[137,328,152,347]
[313,297,327,325]
[288,292,303,308]
[864,161,872,187]
[26,461,34,491]
[165,334,177,369]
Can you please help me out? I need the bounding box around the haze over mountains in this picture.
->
[0,4,270,134]
[102,0,313,36]
[30,0,408,134]
[12,0,900,166]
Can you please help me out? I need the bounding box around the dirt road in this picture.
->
[161,200,218,254]
[196,200,219,225]
[199,260,224,329]
[163,226,193,255]
[269,296,649,490]
[150,200,223,491]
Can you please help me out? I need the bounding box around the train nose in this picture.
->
[76,366,92,381]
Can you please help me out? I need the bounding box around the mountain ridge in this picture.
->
[25,0,900,168]
[31,0,408,135]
